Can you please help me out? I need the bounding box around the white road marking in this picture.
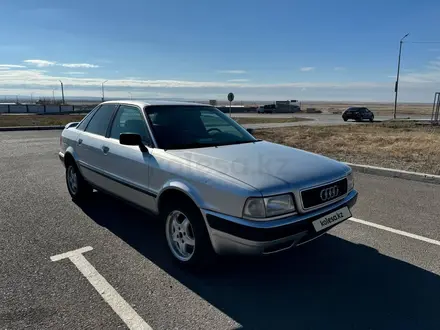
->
[350,217,440,247]
[51,246,152,330]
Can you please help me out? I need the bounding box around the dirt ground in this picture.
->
[0,114,85,127]
[0,114,310,127]
[255,122,440,175]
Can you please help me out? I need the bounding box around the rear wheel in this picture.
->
[163,201,215,268]
[66,161,92,201]
[343,117,348,122]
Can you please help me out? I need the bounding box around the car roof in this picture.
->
[100,100,210,108]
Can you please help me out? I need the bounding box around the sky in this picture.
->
[1,0,440,102]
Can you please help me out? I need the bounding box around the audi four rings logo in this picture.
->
[320,186,339,201]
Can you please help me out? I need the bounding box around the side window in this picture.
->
[85,104,116,136]
[110,105,151,144]
[76,105,100,131]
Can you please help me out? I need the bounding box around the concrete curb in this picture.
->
[345,162,440,185]
[0,125,64,132]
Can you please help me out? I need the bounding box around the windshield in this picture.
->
[145,105,258,149]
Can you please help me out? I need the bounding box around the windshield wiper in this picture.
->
[164,142,219,150]
[217,139,261,147]
[164,139,261,150]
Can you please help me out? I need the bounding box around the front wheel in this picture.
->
[370,117,374,122]
[66,162,92,201]
[164,202,215,268]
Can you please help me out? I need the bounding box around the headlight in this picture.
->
[243,194,296,219]
[243,198,266,218]
[347,172,354,191]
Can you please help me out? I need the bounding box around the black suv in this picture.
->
[342,107,374,122]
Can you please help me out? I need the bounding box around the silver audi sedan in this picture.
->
[59,100,357,268]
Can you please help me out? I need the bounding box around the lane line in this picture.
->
[349,218,440,247]
[50,246,93,261]
[51,246,152,330]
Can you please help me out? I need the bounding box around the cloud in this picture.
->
[399,58,440,83]
[23,59,56,67]
[0,68,388,89]
[334,67,346,71]
[0,64,27,70]
[300,67,315,72]
[1,65,440,102]
[217,70,246,74]
[227,79,249,82]
[24,59,99,68]
[62,72,86,75]
[61,63,99,68]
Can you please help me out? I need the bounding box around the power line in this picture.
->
[405,41,440,44]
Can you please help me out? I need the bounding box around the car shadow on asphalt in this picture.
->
[76,192,440,330]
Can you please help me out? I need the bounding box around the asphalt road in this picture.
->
[1,131,440,330]
[235,113,433,129]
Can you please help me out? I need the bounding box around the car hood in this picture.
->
[166,141,350,194]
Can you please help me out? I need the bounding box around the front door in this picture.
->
[101,104,156,211]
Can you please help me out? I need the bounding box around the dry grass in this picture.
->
[254,122,440,175]
[300,102,433,115]
[234,117,310,124]
[0,114,85,127]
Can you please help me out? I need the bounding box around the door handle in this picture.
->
[78,138,83,145]
[102,146,110,154]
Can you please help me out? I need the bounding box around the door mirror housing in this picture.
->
[65,122,79,129]
[119,133,148,152]
[246,128,255,135]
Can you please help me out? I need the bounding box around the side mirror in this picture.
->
[246,128,255,135]
[65,122,79,129]
[119,133,148,152]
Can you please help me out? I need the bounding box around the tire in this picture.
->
[369,118,373,122]
[65,161,92,201]
[163,201,215,269]
[343,117,347,122]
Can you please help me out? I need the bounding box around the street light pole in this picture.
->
[128,92,132,100]
[59,80,65,104]
[393,33,409,120]
[101,80,108,102]
[30,92,35,103]
[52,89,56,103]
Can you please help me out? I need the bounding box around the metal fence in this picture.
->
[0,104,94,114]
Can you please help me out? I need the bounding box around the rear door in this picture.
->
[75,103,118,191]
[101,104,156,210]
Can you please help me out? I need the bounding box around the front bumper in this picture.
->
[202,189,358,256]
[58,152,65,166]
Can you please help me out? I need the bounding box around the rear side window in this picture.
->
[85,104,117,136]
[76,106,100,131]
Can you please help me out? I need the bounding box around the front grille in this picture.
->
[301,178,347,209]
